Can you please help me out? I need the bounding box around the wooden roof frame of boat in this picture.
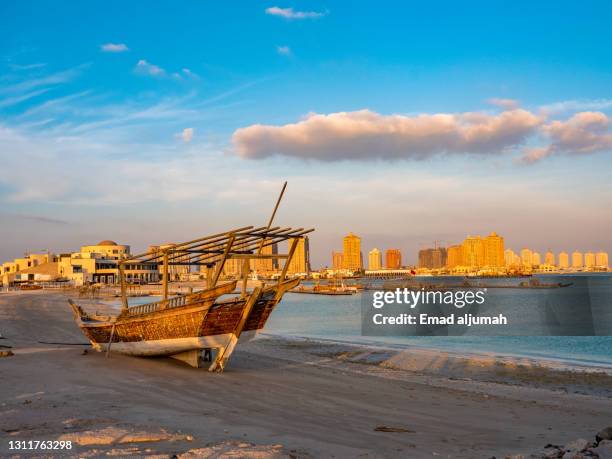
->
[116,225,314,313]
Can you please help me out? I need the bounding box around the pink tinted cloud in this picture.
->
[520,111,612,163]
[233,109,542,161]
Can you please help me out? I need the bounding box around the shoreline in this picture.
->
[259,332,612,374]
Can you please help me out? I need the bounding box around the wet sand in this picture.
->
[1,291,611,458]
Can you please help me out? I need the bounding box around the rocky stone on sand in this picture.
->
[529,445,564,458]
[597,427,612,444]
[518,427,612,459]
[590,439,612,459]
[58,426,192,446]
[0,350,14,357]
[176,441,291,458]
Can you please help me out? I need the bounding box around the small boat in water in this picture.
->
[68,184,314,372]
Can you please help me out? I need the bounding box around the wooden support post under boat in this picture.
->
[205,264,213,288]
[209,286,263,372]
[162,251,169,302]
[240,258,249,298]
[105,322,116,358]
[119,264,128,313]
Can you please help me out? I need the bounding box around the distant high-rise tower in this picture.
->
[251,239,278,273]
[332,251,343,269]
[584,252,596,268]
[545,250,555,266]
[484,232,505,267]
[368,248,382,270]
[504,249,519,267]
[520,248,533,267]
[288,237,310,274]
[572,251,583,269]
[462,236,485,267]
[595,252,609,269]
[558,251,569,269]
[532,252,541,266]
[386,249,402,269]
[342,233,362,270]
[446,245,463,268]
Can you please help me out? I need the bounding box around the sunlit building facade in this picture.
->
[520,248,533,267]
[462,236,485,267]
[446,245,462,268]
[386,249,402,269]
[596,252,609,269]
[572,251,583,269]
[342,233,362,270]
[287,236,310,275]
[558,251,569,269]
[368,248,382,270]
[484,232,504,267]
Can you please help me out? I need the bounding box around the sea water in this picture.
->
[265,274,612,368]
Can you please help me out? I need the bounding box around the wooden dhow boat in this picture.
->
[68,184,314,372]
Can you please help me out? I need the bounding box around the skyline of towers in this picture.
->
[329,231,609,271]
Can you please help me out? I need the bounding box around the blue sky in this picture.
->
[1,1,611,266]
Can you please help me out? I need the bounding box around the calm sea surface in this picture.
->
[265,274,612,368]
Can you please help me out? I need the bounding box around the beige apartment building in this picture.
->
[368,248,382,270]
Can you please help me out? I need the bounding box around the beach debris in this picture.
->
[0,350,14,357]
[0,344,12,348]
[374,425,415,433]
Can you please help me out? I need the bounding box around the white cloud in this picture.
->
[487,98,520,110]
[539,99,612,116]
[276,45,292,56]
[101,43,129,53]
[135,59,165,76]
[182,68,199,79]
[181,127,194,143]
[233,109,542,161]
[8,63,47,71]
[265,6,326,19]
[0,88,51,108]
[520,111,612,163]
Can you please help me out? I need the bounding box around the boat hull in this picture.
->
[70,278,299,369]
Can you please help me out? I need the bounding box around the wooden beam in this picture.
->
[119,264,128,313]
[279,237,300,283]
[162,252,168,301]
[209,286,262,372]
[210,234,235,288]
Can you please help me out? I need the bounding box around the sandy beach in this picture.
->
[1,291,611,458]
